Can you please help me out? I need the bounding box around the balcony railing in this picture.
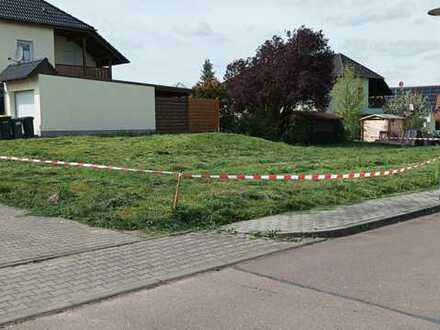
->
[55,64,112,81]
[368,96,386,109]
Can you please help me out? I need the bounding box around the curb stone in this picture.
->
[224,191,440,238]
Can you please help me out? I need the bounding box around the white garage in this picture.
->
[4,74,156,137]
[0,58,193,137]
[0,59,158,137]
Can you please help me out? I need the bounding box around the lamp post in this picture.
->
[428,8,440,200]
[429,8,440,16]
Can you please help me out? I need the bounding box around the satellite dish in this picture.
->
[429,7,440,16]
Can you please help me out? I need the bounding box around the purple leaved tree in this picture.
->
[224,27,334,138]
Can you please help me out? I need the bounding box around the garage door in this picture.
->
[15,90,36,118]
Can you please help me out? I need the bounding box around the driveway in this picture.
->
[7,213,440,329]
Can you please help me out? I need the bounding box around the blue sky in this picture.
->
[51,0,440,88]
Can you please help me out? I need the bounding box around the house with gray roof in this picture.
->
[0,0,193,136]
[333,53,393,115]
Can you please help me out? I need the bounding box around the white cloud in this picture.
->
[48,0,440,87]
[328,1,413,27]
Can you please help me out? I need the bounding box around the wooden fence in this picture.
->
[188,98,220,133]
[155,97,219,134]
[156,97,189,133]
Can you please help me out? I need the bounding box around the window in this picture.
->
[16,40,33,63]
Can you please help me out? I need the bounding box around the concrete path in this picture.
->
[0,206,299,327]
[225,190,440,236]
[8,213,440,330]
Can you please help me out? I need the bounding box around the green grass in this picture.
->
[0,133,439,233]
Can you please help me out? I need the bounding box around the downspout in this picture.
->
[82,37,87,76]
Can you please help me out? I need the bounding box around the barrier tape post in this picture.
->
[173,172,183,211]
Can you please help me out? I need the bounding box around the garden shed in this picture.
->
[282,111,344,145]
[361,114,405,142]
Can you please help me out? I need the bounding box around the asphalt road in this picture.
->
[8,214,440,330]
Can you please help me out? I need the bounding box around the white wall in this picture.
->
[3,77,42,135]
[54,35,96,67]
[0,21,55,70]
[38,75,155,135]
[362,119,388,142]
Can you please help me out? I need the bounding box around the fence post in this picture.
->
[173,172,183,211]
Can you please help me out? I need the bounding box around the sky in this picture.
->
[51,0,440,88]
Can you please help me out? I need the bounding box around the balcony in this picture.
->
[55,64,112,81]
[368,96,386,109]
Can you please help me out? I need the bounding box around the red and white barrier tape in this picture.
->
[183,157,440,181]
[0,155,439,182]
[387,137,440,141]
[0,156,176,176]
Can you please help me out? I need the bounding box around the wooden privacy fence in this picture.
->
[188,98,220,133]
[156,97,189,133]
[156,97,219,134]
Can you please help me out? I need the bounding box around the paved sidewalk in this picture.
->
[0,231,295,326]
[0,206,142,268]
[8,214,440,330]
[225,190,440,236]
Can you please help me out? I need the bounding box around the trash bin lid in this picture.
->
[0,116,11,122]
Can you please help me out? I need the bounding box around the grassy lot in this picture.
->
[0,133,439,233]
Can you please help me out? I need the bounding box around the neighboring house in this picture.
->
[0,0,216,137]
[333,53,393,115]
[390,85,440,132]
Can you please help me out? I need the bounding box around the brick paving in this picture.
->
[2,190,437,326]
[224,191,440,236]
[0,206,142,268]
[0,232,294,326]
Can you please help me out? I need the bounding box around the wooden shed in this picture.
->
[283,111,345,144]
[361,114,405,142]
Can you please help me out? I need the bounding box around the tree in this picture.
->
[200,59,216,83]
[192,60,233,130]
[224,27,335,139]
[192,59,224,99]
[192,77,225,100]
[384,89,428,129]
[329,66,364,140]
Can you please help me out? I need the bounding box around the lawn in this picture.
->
[0,133,439,233]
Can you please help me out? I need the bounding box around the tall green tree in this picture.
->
[200,59,216,83]
[384,89,428,129]
[192,59,225,100]
[330,66,364,140]
[192,60,231,130]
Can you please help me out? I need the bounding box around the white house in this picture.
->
[0,0,191,137]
